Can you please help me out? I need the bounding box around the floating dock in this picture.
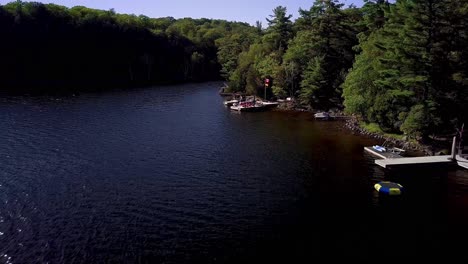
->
[365,145,455,169]
[366,136,466,169]
[375,155,453,169]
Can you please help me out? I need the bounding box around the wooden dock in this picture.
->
[375,155,453,168]
[365,146,455,169]
[366,136,465,169]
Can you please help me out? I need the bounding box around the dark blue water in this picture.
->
[0,82,467,263]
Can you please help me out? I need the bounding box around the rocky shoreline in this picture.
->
[343,116,435,155]
[275,101,446,156]
[347,116,457,156]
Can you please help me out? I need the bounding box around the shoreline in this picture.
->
[274,101,448,156]
[343,116,437,155]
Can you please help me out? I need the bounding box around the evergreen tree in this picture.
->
[264,6,293,52]
[294,0,361,108]
[343,0,466,138]
[300,56,326,105]
[360,0,390,34]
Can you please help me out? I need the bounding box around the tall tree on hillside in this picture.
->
[299,56,326,105]
[242,6,294,98]
[217,34,250,79]
[264,6,293,52]
[360,0,390,33]
[289,0,361,108]
[377,0,455,137]
[255,20,263,33]
[217,25,261,87]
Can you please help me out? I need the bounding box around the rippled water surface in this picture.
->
[1,82,468,263]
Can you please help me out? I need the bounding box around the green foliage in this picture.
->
[360,122,382,134]
[300,56,326,105]
[253,53,277,76]
[2,0,467,139]
[400,104,426,138]
[359,0,390,35]
[221,6,293,99]
[293,0,362,106]
[343,0,467,137]
[216,29,259,79]
[283,31,315,67]
[359,122,406,140]
[0,1,258,94]
[264,6,293,51]
[342,33,383,117]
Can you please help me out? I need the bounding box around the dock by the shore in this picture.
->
[366,136,466,169]
[375,155,453,169]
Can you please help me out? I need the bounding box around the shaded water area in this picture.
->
[1,82,468,263]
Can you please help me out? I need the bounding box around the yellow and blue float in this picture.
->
[374,181,403,195]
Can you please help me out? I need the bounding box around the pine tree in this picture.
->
[300,56,326,105]
[293,0,360,108]
[343,0,464,138]
[264,6,293,52]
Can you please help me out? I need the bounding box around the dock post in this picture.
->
[451,136,457,160]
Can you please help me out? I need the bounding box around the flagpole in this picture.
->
[459,123,464,155]
[264,78,269,101]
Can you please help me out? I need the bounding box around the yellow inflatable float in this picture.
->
[374,181,403,195]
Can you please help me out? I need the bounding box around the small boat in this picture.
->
[224,99,239,107]
[230,101,266,112]
[260,101,279,109]
[314,112,331,120]
[372,145,406,155]
[372,145,386,152]
[391,147,406,155]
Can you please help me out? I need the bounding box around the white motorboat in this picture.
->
[260,101,279,109]
[314,112,331,120]
[230,101,266,112]
[224,99,239,107]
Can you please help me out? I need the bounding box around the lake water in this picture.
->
[1,82,467,263]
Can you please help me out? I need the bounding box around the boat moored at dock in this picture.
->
[223,99,239,107]
[314,112,332,120]
[260,101,279,109]
[227,96,279,112]
[364,146,404,159]
[230,101,266,112]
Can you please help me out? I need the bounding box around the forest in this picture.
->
[0,1,258,93]
[221,0,468,139]
[1,0,467,138]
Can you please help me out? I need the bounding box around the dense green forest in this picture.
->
[0,1,259,94]
[1,0,467,138]
[221,0,468,139]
